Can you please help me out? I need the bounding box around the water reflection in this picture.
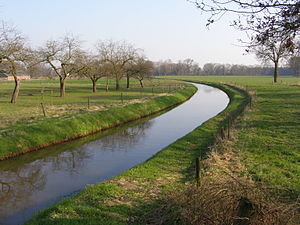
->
[0,120,153,223]
[0,84,229,225]
[0,161,47,218]
[89,121,153,152]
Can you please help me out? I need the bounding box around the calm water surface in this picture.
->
[0,83,229,225]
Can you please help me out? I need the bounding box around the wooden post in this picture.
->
[88,97,90,109]
[152,87,154,96]
[221,127,226,139]
[50,90,53,106]
[41,89,44,102]
[121,92,123,103]
[40,103,46,117]
[227,117,231,139]
[195,157,202,186]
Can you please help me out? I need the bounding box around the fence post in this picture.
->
[227,117,231,139]
[121,92,123,103]
[88,97,90,109]
[195,157,202,186]
[50,90,53,106]
[221,127,226,139]
[41,89,44,102]
[40,103,46,117]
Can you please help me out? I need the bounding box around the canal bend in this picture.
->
[0,83,229,225]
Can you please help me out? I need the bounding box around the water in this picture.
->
[0,83,229,225]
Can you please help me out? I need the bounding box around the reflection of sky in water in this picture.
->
[0,83,229,225]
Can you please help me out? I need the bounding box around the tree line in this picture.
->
[0,23,153,103]
[153,60,299,77]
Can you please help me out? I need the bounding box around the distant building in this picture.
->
[0,73,31,81]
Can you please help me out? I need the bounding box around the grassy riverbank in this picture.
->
[0,79,193,160]
[26,83,249,225]
[176,76,300,200]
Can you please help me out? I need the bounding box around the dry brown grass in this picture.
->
[174,163,300,225]
[170,118,300,225]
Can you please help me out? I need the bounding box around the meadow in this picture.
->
[0,78,183,130]
[0,78,193,159]
[175,76,300,200]
[3,75,299,224]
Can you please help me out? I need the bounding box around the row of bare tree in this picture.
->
[153,59,300,77]
[153,59,202,76]
[0,23,154,103]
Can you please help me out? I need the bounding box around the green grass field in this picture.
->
[0,78,183,130]
[174,76,300,199]
[0,78,194,160]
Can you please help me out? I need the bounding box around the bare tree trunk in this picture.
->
[274,60,279,83]
[126,74,130,89]
[11,76,20,103]
[116,77,120,90]
[139,79,144,88]
[60,78,66,97]
[106,77,109,92]
[92,79,97,93]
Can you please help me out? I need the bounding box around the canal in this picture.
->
[0,83,229,225]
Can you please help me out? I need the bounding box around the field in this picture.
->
[175,76,300,199]
[3,75,300,224]
[0,78,183,130]
[0,78,193,159]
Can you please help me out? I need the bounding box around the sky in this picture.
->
[0,0,259,67]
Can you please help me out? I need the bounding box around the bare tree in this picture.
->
[38,34,83,97]
[189,0,299,39]
[96,40,137,90]
[288,56,300,77]
[0,22,32,103]
[203,63,217,75]
[254,36,291,82]
[128,57,154,88]
[79,53,112,92]
[26,63,55,79]
[153,59,202,76]
[190,1,299,81]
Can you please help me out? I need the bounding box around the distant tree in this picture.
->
[78,53,111,92]
[253,35,292,82]
[126,57,154,88]
[288,56,300,77]
[177,58,202,75]
[202,63,216,75]
[38,34,83,97]
[96,40,137,90]
[153,59,202,76]
[0,22,32,103]
[26,63,55,79]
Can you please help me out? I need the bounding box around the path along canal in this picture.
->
[0,83,229,225]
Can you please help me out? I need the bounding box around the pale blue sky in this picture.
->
[0,0,258,66]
